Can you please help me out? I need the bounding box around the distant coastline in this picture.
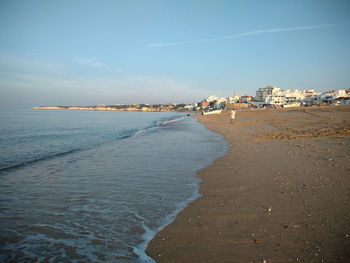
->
[34,104,193,112]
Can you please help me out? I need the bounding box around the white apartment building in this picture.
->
[256,86,320,106]
[205,95,220,102]
[201,95,228,109]
[310,89,350,105]
[216,97,228,104]
[255,86,280,102]
[322,89,349,98]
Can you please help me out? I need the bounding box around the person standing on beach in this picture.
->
[230,110,236,123]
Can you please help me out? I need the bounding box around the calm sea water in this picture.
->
[0,108,227,262]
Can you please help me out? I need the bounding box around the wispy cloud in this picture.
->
[71,56,123,72]
[0,55,66,73]
[148,23,338,47]
[72,57,104,67]
[0,54,206,106]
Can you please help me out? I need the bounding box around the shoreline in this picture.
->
[146,106,350,262]
[137,115,228,262]
[33,106,190,113]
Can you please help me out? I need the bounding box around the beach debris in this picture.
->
[268,207,272,213]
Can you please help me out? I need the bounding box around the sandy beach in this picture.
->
[146,106,350,263]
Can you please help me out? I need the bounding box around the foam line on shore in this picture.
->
[134,181,202,263]
[141,116,230,261]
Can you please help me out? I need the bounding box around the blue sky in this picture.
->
[1,0,349,106]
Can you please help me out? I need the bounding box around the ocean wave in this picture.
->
[0,128,86,141]
[129,114,187,137]
[157,116,186,126]
[0,149,80,173]
[0,131,135,172]
[0,115,187,173]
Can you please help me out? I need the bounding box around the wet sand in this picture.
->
[146,106,350,263]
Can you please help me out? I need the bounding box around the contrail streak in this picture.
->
[148,23,338,47]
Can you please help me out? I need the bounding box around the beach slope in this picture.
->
[146,106,350,263]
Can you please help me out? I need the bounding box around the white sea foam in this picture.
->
[158,116,186,125]
[133,180,201,262]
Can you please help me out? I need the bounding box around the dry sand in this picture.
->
[146,105,350,263]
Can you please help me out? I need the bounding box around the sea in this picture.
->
[0,108,228,262]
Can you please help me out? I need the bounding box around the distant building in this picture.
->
[216,97,227,104]
[309,89,350,105]
[184,104,196,110]
[255,86,280,102]
[199,95,228,109]
[239,95,253,103]
[322,89,348,98]
[256,86,320,106]
[205,95,220,103]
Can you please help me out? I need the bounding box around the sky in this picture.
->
[0,0,350,106]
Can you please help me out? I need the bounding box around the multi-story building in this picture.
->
[309,89,350,105]
[255,86,281,101]
[256,86,320,106]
